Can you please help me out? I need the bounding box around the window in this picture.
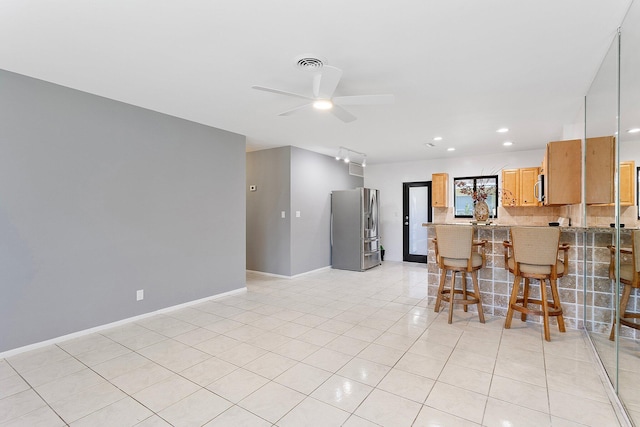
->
[454,175,499,218]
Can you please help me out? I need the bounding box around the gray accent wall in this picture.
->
[0,70,246,352]
[246,146,362,276]
[246,147,291,275]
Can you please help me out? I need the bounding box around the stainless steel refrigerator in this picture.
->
[331,188,381,271]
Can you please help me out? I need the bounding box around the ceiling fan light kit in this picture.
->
[312,100,333,110]
[252,58,394,123]
[336,146,366,167]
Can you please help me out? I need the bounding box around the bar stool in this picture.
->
[607,230,640,340]
[433,225,487,324]
[504,226,567,341]
[503,240,570,318]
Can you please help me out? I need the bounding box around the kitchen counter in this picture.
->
[422,223,635,335]
[422,222,636,233]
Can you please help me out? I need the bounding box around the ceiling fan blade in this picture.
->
[313,66,343,99]
[278,103,313,116]
[333,94,395,105]
[330,105,357,123]
[251,85,313,101]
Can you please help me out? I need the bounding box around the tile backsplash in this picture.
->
[433,204,638,228]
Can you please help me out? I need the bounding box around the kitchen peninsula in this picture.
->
[422,223,637,337]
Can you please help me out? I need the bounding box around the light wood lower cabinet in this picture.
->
[432,173,448,207]
[501,167,540,207]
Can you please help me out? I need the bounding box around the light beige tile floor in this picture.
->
[0,262,628,426]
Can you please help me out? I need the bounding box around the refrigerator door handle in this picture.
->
[330,213,333,247]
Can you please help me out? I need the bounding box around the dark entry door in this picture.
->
[403,181,432,263]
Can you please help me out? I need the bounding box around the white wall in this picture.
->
[364,149,545,261]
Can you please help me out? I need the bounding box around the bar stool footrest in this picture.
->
[514,298,563,317]
[440,289,481,305]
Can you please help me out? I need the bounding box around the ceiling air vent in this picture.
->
[349,162,364,177]
[294,54,326,71]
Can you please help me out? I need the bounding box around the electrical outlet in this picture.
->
[281,211,286,218]
[136,290,144,301]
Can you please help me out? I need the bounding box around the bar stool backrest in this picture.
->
[511,227,560,267]
[435,225,473,260]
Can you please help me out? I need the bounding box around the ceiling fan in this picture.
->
[251,65,394,123]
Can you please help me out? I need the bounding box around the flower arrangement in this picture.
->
[456,180,493,202]
[456,180,516,207]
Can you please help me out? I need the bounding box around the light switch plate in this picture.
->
[296,211,301,218]
[281,211,286,218]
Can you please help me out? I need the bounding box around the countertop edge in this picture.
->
[421,223,636,233]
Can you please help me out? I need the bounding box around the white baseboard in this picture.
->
[247,266,330,279]
[0,287,247,359]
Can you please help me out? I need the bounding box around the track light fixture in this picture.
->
[335,146,366,167]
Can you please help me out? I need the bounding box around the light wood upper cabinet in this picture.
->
[501,169,519,206]
[586,136,615,204]
[501,167,540,207]
[520,167,541,206]
[543,139,582,205]
[619,161,635,206]
[586,136,635,205]
[432,173,448,207]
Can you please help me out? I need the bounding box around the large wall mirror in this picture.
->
[617,2,640,422]
[584,23,619,391]
[585,2,640,424]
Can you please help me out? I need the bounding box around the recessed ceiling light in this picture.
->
[503,141,513,146]
[497,128,509,133]
[313,100,333,110]
[447,147,455,152]
[433,136,443,141]
[628,128,640,133]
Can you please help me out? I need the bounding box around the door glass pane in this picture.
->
[409,186,428,255]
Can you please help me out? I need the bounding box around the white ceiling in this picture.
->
[0,0,633,164]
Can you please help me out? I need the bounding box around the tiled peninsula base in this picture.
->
[424,224,637,337]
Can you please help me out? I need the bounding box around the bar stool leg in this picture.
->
[610,284,633,340]
[448,271,456,324]
[505,276,522,329]
[435,269,447,313]
[462,273,468,312]
[471,271,485,323]
[610,317,617,341]
[540,279,551,341]
[521,278,530,322]
[550,279,566,332]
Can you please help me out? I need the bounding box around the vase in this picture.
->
[474,200,490,222]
